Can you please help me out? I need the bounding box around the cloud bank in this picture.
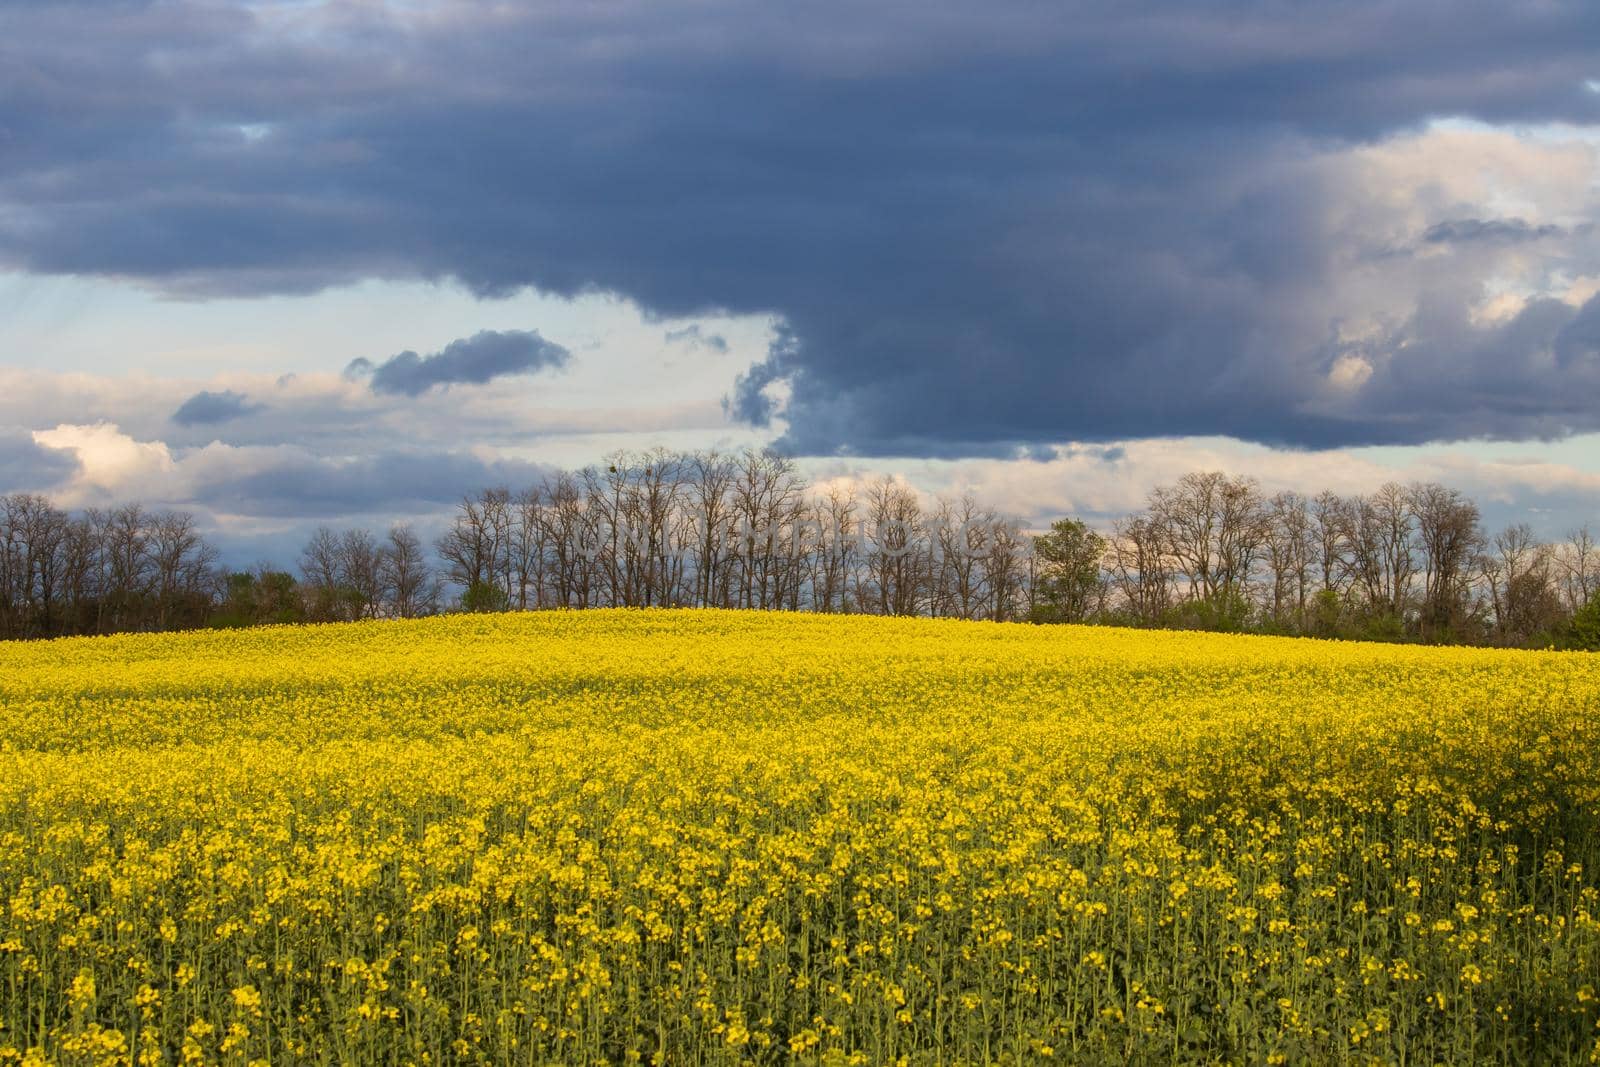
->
[1,1,1598,456]
[30,421,550,520]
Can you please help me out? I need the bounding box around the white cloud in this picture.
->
[1327,353,1374,392]
[31,423,176,505]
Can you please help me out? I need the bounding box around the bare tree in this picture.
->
[338,528,384,621]
[100,504,152,632]
[686,452,737,608]
[1107,514,1173,626]
[0,495,68,636]
[508,487,547,611]
[147,511,217,630]
[381,524,434,618]
[730,451,805,610]
[1410,482,1482,640]
[1481,523,1560,645]
[1151,471,1266,608]
[861,476,926,616]
[1372,483,1417,621]
[1553,526,1599,614]
[299,526,345,621]
[436,489,511,609]
[1263,491,1313,630]
[632,449,686,607]
[1310,490,1350,596]
[1342,483,1415,623]
[539,472,593,609]
[808,482,859,614]
[982,518,1032,622]
[930,495,987,620]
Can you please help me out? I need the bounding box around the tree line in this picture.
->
[2,451,1597,648]
[287,450,1033,624]
[1032,471,1600,648]
[0,496,218,638]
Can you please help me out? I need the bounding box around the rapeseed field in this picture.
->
[0,609,1596,1064]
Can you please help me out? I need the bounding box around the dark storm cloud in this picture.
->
[172,389,262,426]
[3,0,1600,453]
[1321,293,1600,445]
[0,431,78,493]
[346,330,570,397]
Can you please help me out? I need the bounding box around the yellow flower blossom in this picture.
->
[0,607,1594,1062]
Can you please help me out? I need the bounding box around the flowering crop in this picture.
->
[0,609,1597,1064]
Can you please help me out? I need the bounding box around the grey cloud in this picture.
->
[1421,218,1570,245]
[4,1,1600,453]
[726,324,798,429]
[191,448,552,519]
[1319,293,1600,446]
[172,389,263,426]
[0,431,78,493]
[665,325,729,353]
[347,330,569,397]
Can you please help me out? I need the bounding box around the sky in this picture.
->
[2,0,1599,564]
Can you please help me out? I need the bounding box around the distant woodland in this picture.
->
[3,449,1598,649]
